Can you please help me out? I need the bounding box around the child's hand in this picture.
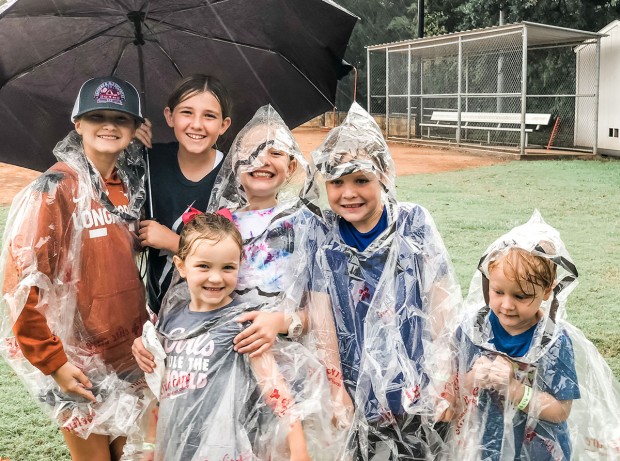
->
[233,311,286,357]
[472,355,494,389]
[134,118,153,148]
[139,220,180,252]
[486,356,513,393]
[51,362,96,402]
[290,450,312,461]
[132,337,156,373]
[332,386,355,430]
[434,378,457,422]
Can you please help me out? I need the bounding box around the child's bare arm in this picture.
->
[248,352,310,459]
[287,420,311,461]
[307,291,354,428]
[423,277,461,419]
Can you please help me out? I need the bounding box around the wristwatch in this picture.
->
[286,312,303,338]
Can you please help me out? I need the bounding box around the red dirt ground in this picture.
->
[0,127,506,205]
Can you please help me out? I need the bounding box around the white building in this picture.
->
[575,20,620,157]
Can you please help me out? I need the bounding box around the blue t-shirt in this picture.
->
[489,310,537,357]
[456,322,581,461]
[316,204,453,421]
[339,206,388,252]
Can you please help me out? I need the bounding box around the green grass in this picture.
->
[396,158,620,377]
[0,157,619,459]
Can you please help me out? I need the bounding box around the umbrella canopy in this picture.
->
[0,0,356,171]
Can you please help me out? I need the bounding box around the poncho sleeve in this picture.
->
[4,169,75,375]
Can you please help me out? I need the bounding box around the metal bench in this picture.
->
[420,111,552,145]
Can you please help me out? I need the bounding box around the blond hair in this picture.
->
[488,247,557,295]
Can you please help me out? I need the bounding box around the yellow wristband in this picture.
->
[142,442,155,451]
[517,385,532,411]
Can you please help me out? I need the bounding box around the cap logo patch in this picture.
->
[94,81,125,106]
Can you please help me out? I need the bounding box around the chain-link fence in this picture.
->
[367,23,602,154]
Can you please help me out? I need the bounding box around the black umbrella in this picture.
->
[0,0,356,172]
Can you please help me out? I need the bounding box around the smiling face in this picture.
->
[174,235,241,312]
[234,124,297,209]
[325,170,385,233]
[488,257,553,336]
[238,149,296,207]
[164,91,231,158]
[74,110,137,159]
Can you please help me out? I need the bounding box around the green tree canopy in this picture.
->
[335,0,620,108]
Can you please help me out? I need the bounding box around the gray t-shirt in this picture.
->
[155,299,262,461]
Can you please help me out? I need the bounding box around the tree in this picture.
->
[457,0,620,31]
[333,0,620,110]
[334,0,420,109]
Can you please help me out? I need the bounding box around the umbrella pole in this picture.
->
[137,34,155,220]
[129,10,154,220]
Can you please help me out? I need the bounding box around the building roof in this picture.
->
[367,21,604,52]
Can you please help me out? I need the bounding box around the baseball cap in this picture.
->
[71,76,144,123]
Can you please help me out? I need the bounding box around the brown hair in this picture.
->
[488,247,557,296]
[167,74,232,119]
[177,213,243,260]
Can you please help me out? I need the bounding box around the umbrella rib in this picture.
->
[110,41,131,77]
[132,1,231,16]
[1,20,128,90]
[147,40,185,79]
[156,20,335,106]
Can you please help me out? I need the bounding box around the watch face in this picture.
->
[292,324,303,337]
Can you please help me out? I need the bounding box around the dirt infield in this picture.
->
[0,127,506,205]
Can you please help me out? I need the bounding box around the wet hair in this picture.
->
[177,213,243,261]
[166,74,232,120]
[488,247,557,296]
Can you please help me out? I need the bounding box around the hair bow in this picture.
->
[181,206,234,225]
[181,206,203,225]
[215,208,234,222]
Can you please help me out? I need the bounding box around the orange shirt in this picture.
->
[7,162,147,375]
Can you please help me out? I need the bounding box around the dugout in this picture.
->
[367,22,604,155]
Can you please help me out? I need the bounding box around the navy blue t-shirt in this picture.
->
[338,207,388,252]
[146,143,224,313]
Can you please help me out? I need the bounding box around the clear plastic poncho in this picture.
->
[207,104,321,301]
[310,103,463,460]
[450,210,620,460]
[148,106,351,459]
[149,281,348,461]
[0,131,150,442]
